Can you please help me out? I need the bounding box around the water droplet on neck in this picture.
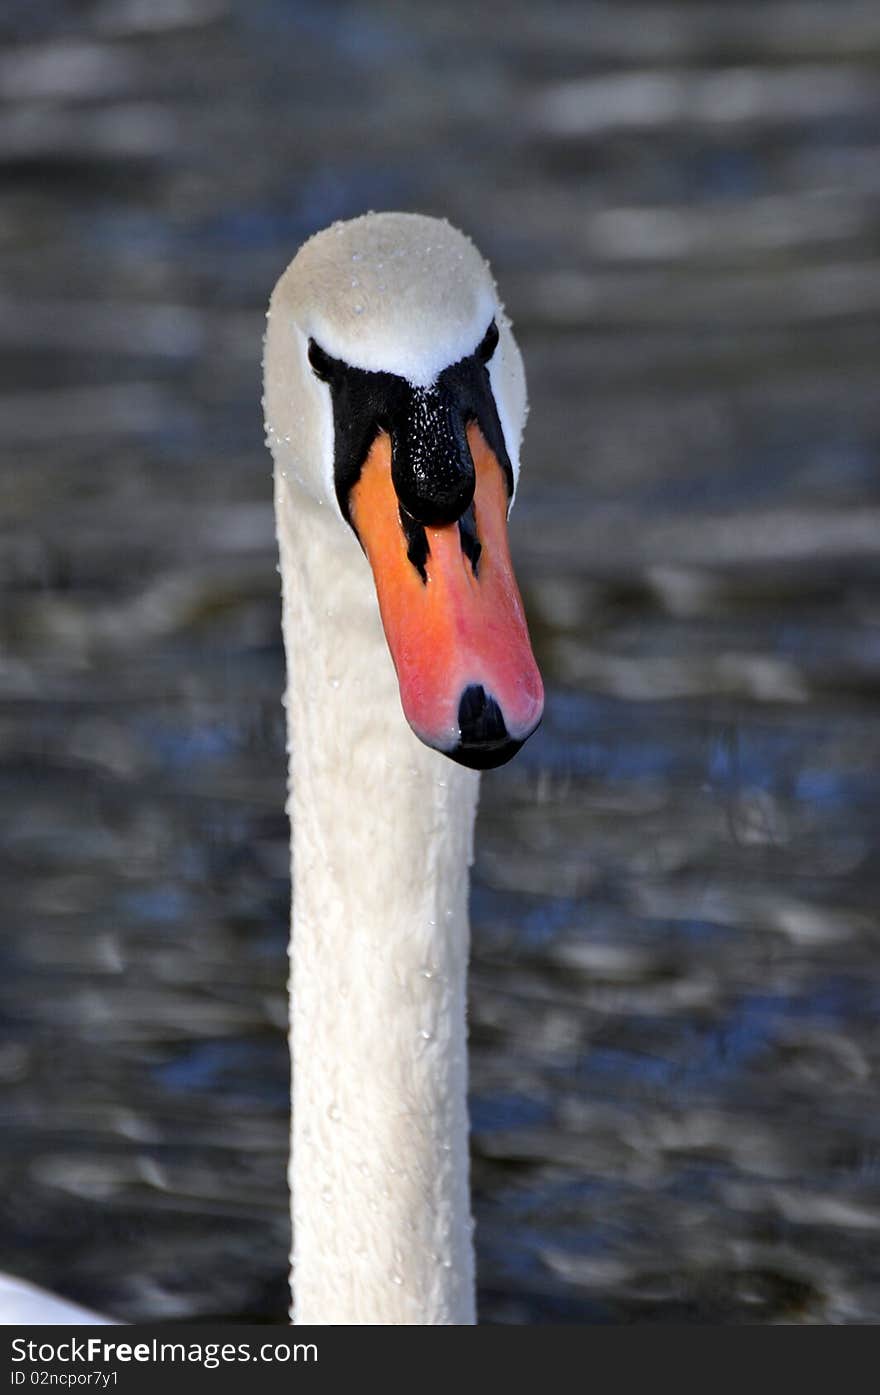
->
[327,1102,341,1122]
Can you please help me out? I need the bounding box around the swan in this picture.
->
[265,211,542,1324]
[0,211,542,1327]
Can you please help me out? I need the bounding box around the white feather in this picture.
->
[0,1274,113,1325]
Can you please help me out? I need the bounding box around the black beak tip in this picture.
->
[445,684,534,771]
[397,472,475,529]
[446,737,524,771]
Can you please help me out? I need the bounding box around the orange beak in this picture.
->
[349,421,543,768]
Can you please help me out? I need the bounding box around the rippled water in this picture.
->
[1,0,879,1323]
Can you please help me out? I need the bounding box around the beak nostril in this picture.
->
[398,505,429,583]
[458,502,481,576]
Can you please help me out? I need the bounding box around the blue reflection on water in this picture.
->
[154,1040,287,1106]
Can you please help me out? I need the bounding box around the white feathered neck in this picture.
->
[264,212,528,1324]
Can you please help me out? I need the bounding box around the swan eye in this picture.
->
[476,319,499,364]
[307,338,334,382]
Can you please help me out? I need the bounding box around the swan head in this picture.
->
[264,211,543,769]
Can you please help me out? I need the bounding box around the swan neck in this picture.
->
[278,485,479,1324]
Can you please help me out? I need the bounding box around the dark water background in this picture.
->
[1,0,879,1323]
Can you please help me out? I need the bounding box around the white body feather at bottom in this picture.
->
[0,1275,113,1325]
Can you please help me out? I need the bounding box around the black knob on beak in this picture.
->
[392,385,475,527]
